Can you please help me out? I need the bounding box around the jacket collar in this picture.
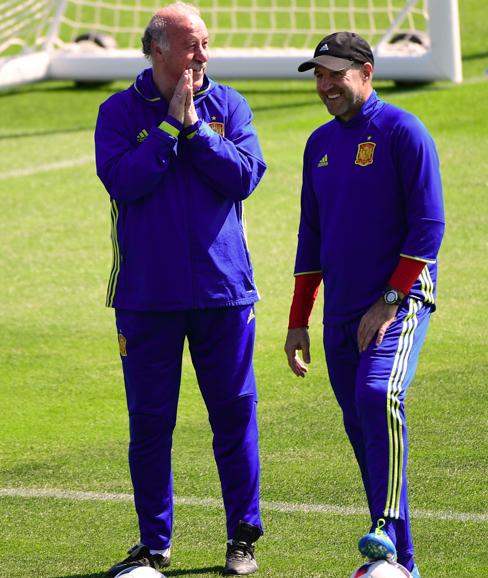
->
[133,67,213,106]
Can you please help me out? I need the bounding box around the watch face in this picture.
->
[384,289,399,305]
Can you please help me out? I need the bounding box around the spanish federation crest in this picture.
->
[118,332,127,357]
[355,141,376,166]
[209,122,225,136]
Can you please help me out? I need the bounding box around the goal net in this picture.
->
[0,0,462,90]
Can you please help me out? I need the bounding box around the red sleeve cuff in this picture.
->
[288,272,322,329]
[388,256,426,295]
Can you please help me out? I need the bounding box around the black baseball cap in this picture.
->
[298,31,374,72]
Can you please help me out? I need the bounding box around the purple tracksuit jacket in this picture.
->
[295,90,445,324]
[95,68,266,311]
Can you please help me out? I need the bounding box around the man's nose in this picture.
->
[195,43,208,62]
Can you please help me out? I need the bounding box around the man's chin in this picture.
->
[193,75,205,92]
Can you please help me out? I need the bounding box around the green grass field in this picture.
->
[1,1,487,576]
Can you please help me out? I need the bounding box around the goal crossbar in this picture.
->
[0,0,462,91]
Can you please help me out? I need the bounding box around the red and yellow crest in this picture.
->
[355,141,376,166]
[118,332,127,357]
[209,122,225,136]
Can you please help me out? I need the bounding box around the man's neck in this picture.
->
[338,86,374,122]
[152,68,175,102]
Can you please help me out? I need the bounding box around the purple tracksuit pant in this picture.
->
[323,297,431,570]
[115,305,262,550]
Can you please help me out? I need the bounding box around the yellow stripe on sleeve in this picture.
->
[294,270,322,276]
[399,253,436,264]
[159,121,180,138]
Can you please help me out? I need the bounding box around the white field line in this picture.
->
[1,487,486,524]
[0,156,93,180]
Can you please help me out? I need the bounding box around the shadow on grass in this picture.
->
[53,574,106,578]
[463,51,488,61]
[0,126,94,139]
[165,567,223,576]
[53,567,224,578]
[0,81,119,98]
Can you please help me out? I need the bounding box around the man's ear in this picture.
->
[362,62,374,81]
[151,40,164,62]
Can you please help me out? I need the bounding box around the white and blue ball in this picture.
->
[350,560,411,578]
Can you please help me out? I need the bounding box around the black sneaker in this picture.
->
[223,521,261,575]
[105,543,170,577]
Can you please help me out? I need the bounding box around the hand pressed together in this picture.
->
[168,68,199,127]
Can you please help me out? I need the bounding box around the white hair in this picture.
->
[141,2,201,58]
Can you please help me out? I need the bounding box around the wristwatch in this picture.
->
[383,287,403,306]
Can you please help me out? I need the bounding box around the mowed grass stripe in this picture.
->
[1,487,486,524]
[0,155,93,179]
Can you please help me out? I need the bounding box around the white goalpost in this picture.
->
[0,0,462,91]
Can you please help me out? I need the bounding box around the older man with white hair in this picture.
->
[95,3,266,576]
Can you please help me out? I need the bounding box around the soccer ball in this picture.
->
[350,560,412,578]
[114,566,165,578]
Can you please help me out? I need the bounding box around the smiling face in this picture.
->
[164,14,209,91]
[151,11,209,95]
[314,62,373,122]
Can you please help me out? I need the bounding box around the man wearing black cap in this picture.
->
[297,31,376,120]
[284,32,445,578]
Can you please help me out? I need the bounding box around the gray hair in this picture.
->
[141,2,201,58]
